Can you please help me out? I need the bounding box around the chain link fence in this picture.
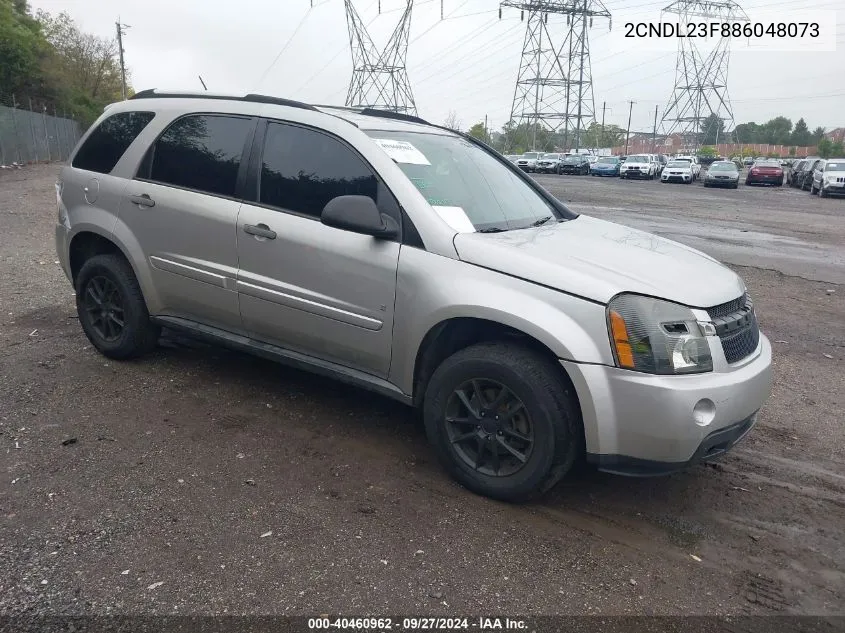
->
[0,95,84,167]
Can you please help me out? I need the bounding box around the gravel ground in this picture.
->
[1,164,843,617]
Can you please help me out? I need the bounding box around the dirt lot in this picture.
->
[1,165,843,617]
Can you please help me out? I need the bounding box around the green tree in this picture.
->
[0,0,50,97]
[700,114,725,145]
[467,122,490,144]
[818,139,844,158]
[791,118,811,146]
[581,122,625,149]
[698,146,716,158]
[811,126,826,143]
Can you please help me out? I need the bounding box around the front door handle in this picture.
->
[243,223,277,240]
[130,194,155,207]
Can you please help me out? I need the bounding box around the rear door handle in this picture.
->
[243,223,277,240]
[130,194,155,207]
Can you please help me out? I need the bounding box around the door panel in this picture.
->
[117,113,255,331]
[236,205,399,376]
[235,120,400,377]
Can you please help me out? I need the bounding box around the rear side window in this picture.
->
[72,111,154,174]
[259,122,378,218]
[142,114,253,198]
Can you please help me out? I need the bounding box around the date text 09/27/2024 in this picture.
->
[307,617,527,630]
[624,21,820,39]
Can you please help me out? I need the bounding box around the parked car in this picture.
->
[619,154,657,179]
[516,151,540,172]
[810,158,845,197]
[55,89,773,502]
[787,159,809,187]
[587,155,599,164]
[661,160,694,184]
[743,156,754,167]
[745,160,784,186]
[537,153,563,174]
[505,154,521,164]
[674,155,701,180]
[703,161,740,189]
[590,156,622,177]
[797,158,824,190]
[560,154,591,175]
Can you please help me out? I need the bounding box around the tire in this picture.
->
[819,186,827,198]
[75,253,160,360]
[423,342,582,502]
[810,182,817,195]
[732,183,738,189]
[777,179,783,187]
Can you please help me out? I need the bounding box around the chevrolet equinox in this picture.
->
[55,90,773,501]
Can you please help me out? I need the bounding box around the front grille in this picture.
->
[706,293,760,363]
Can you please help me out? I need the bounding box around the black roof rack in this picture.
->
[359,108,430,126]
[129,89,317,111]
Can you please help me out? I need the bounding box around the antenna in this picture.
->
[198,75,208,91]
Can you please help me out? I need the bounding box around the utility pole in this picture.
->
[624,100,635,156]
[115,20,130,100]
[651,105,658,153]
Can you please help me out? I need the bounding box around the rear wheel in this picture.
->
[423,342,581,502]
[75,254,160,360]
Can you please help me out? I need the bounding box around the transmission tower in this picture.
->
[660,0,748,150]
[344,0,417,115]
[501,0,610,152]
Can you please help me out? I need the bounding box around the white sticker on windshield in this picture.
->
[433,206,475,233]
[373,139,431,165]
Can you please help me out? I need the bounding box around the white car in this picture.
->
[620,154,657,180]
[661,160,694,184]
[674,155,701,180]
[516,151,540,172]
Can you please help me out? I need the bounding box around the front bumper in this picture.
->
[621,169,651,179]
[562,333,773,473]
[705,177,738,187]
[662,174,691,182]
[822,180,845,195]
[591,169,618,176]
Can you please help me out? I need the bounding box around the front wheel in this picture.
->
[819,186,827,198]
[423,342,582,502]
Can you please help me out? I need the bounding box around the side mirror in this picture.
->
[321,195,399,239]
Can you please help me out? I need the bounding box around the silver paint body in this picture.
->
[55,96,772,466]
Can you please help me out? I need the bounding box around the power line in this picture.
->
[255,6,314,89]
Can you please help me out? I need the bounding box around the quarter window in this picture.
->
[72,111,155,174]
[259,122,378,218]
[143,114,253,198]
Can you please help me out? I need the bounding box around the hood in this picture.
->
[622,160,650,167]
[593,163,618,169]
[453,215,744,307]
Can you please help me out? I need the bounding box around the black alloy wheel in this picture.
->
[444,378,534,477]
[82,275,125,342]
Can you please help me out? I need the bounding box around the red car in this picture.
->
[745,159,784,186]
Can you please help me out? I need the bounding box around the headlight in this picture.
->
[607,294,713,375]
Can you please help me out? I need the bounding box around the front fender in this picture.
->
[389,248,614,395]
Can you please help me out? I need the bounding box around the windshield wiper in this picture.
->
[529,215,554,227]
[476,226,507,233]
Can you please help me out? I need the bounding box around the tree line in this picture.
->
[1,0,128,125]
[463,112,839,157]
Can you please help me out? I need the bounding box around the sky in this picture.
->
[28,0,845,134]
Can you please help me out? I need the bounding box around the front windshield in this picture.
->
[674,158,691,163]
[666,161,689,168]
[709,163,736,171]
[564,155,582,163]
[523,152,539,159]
[628,155,650,162]
[543,153,559,159]
[598,157,619,164]
[367,131,572,232]
[826,162,845,171]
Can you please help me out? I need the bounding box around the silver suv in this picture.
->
[55,90,773,501]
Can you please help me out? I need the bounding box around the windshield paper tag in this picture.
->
[432,206,475,233]
[373,139,431,165]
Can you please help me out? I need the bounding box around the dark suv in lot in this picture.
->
[559,154,591,175]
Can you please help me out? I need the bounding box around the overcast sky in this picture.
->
[29,0,845,133]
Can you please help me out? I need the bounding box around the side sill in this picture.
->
[151,315,413,406]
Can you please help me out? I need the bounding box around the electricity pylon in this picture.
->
[345,0,417,115]
[501,0,611,151]
[660,0,748,150]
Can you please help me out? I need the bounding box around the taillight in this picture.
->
[750,168,759,175]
